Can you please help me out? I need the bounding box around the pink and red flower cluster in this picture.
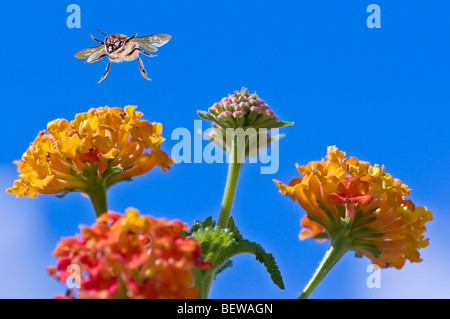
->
[48,209,210,299]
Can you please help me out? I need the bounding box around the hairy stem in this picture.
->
[298,235,348,299]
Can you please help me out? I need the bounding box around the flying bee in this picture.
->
[74,30,171,83]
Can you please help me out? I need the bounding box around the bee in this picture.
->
[75,30,171,83]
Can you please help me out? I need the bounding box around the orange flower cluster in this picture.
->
[275,146,433,269]
[48,209,210,299]
[7,106,173,197]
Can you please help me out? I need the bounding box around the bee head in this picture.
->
[105,34,127,54]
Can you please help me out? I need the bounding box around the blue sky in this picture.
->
[0,0,449,298]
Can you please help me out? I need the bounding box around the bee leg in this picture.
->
[137,57,151,81]
[98,60,111,84]
[137,48,157,57]
[90,34,104,44]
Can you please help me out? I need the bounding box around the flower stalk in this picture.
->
[198,135,242,298]
[217,135,242,228]
[298,230,349,299]
[194,88,291,299]
[195,271,215,300]
[86,182,108,218]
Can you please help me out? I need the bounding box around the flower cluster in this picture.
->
[48,208,210,299]
[274,146,433,269]
[7,106,173,198]
[198,87,291,130]
[198,88,292,157]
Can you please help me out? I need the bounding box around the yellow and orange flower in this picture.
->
[47,208,210,299]
[274,146,433,269]
[7,106,173,198]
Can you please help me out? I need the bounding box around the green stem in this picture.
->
[298,236,349,299]
[87,182,108,218]
[217,135,243,228]
[196,271,214,300]
[198,135,244,299]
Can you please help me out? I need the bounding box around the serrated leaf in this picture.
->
[191,223,235,263]
[253,243,285,290]
[231,225,243,241]
[229,239,284,290]
[190,220,203,234]
[227,216,235,231]
[203,216,215,228]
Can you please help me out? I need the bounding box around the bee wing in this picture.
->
[134,34,172,52]
[74,45,106,62]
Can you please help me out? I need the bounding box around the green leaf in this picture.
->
[83,163,98,179]
[102,165,126,188]
[56,192,70,198]
[350,227,383,240]
[225,216,244,241]
[307,214,331,234]
[229,240,285,290]
[352,242,383,258]
[190,216,216,234]
[190,221,203,234]
[353,208,377,227]
[215,118,231,129]
[313,232,330,240]
[336,204,346,220]
[197,111,216,123]
[191,223,235,263]
[70,167,84,180]
[189,216,284,291]
[268,134,285,143]
[254,243,285,290]
[105,166,124,175]
[202,216,215,228]
[318,201,337,230]
[226,216,235,230]
[56,188,84,198]
[268,121,294,129]
[179,230,190,237]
